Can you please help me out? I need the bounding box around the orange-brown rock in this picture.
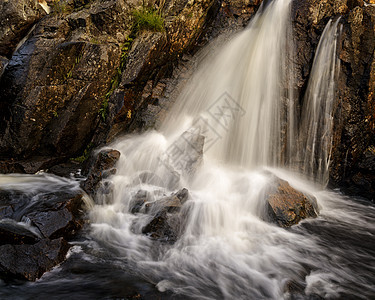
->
[266,179,317,227]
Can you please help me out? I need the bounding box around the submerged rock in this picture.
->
[82,149,120,197]
[266,178,317,228]
[129,190,150,214]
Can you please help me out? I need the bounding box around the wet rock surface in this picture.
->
[142,210,179,242]
[82,149,120,197]
[0,188,85,281]
[130,188,190,243]
[0,220,40,246]
[0,56,7,78]
[0,238,70,281]
[266,178,318,227]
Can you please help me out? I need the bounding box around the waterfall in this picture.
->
[161,0,295,169]
[87,1,356,299]
[297,19,342,186]
[1,1,375,299]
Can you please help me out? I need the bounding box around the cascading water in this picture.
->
[161,0,295,168]
[1,0,374,299]
[297,19,342,186]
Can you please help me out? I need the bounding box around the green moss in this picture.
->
[71,142,94,163]
[132,7,165,33]
[99,97,109,121]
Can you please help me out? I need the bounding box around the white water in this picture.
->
[87,1,375,299]
[161,0,294,168]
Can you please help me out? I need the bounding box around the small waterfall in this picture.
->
[297,19,342,186]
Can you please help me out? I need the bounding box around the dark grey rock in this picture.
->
[0,220,40,245]
[0,238,70,281]
[82,149,120,197]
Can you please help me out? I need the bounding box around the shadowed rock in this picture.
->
[142,210,179,243]
[0,188,85,281]
[0,238,70,281]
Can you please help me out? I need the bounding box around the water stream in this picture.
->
[0,0,374,299]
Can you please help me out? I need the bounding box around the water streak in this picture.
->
[297,19,342,186]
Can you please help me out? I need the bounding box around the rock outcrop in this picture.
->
[0,0,223,174]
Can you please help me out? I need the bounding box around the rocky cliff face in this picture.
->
[0,0,223,172]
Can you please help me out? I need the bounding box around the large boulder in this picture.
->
[266,178,317,227]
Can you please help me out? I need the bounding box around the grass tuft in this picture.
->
[132,7,165,32]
